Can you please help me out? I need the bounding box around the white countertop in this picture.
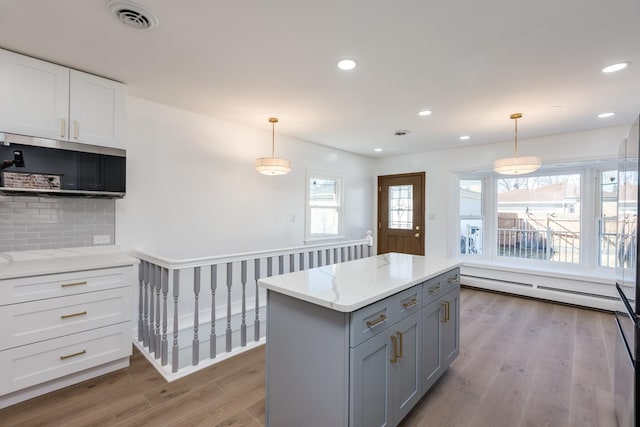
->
[258,252,460,312]
[0,246,138,280]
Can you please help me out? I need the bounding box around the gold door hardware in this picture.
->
[366,314,387,328]
[390,335,398,363]
[396,331,403,359]
[440,302,447,322]
[402,298,418,309]
[415,225,420,231]
[429,286,441,295]
[61,311,87,319]
[61,281,88,288]
[73,120,79,139]
[60,349,86,360]
[60,119,66,138]
[415,233,420,238]
[447,275,459,283]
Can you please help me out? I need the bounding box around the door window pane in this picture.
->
[389,185,413,229]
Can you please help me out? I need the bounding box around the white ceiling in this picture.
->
[0,0,638,157]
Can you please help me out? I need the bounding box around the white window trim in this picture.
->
[304,169,345,243]
[455,162,618,274]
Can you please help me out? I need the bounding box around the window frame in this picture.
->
[455,162,618,271]
[305,170,344,242]
[458,177,485,256]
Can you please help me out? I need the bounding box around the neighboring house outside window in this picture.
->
[306,171,343,240]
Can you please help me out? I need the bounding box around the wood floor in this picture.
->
[0,287,617,427]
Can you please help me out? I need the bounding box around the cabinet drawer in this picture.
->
[350,298,395,348]
[394,284,422,321]
[0,322,132,395]
[422,268,460,306]
[0,287,132,350]
[0,267,133,306]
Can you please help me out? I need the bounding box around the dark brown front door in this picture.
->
[378,172,425,255]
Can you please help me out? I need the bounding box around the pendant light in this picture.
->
[255,117,291,175]
[494,113,541,175]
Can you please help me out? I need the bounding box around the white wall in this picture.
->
[375,125,629,258]
[116,97,375,258]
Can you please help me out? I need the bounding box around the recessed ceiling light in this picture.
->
[546,105,562,111]
[337,59,357,71]
[602,62,629,73]
[374,148,383,152]
[459,135,470,140]
[597,112,615,118]
[418,110,432,117]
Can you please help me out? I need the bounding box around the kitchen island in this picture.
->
[258,252,461,427]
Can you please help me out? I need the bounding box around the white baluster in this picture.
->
[161,268,168,366]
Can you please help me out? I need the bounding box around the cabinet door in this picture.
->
[441,291,460,366]
[392,311,422,424]
[422,297,444,392]
[350,330,393,427]
[0,49,69,140]
[69,70,126,149]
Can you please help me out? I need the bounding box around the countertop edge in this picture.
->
[259,257,461,313]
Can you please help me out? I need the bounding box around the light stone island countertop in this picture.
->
[0,245,138,280]
[258,252,461,313]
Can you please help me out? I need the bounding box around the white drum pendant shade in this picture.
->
[256,117,291,175]
[494,113,541,175]
[494,156,541,175]
[255,157,291,175]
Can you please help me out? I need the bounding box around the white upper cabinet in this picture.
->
[0,49,127,150]
[0,50,69,141]
[69,70,126,149]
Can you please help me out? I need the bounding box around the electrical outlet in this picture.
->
[93,235,111,244]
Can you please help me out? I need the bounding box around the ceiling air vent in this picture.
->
[107,0,159,30]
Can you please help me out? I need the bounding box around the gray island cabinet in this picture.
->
[258,252,460,427]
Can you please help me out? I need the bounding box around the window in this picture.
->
[497,174,581,263]
[389,185,413,229]
[306,172,342,239]
[598,170,618,267]
[459,179,483,255]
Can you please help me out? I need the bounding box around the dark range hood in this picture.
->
[0,133,126,198]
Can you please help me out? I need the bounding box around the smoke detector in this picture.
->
[107,0,159,30]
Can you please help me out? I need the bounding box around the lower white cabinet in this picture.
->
[0,264,135,408]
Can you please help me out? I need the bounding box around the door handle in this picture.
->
[396,331,403,359]
[415,233,420,238]
[441,302,447,322]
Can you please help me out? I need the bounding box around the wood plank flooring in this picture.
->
[0,287,617,427]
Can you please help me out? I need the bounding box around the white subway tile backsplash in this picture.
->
[0,195,115,251]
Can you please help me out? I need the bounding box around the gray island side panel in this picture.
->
[266,290,350,427]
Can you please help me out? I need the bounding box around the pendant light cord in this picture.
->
[514,117,519,158]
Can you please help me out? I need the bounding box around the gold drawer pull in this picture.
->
[429,286,441,295]
[366,314,387,328]
[402,298,418,309]
[390,335,398,363]
[448,275,459,283]
[396,331,403,358]
[61,311,87,319]
[61,281,87,288]
[441,302,447,322]
[60,350,86,360]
